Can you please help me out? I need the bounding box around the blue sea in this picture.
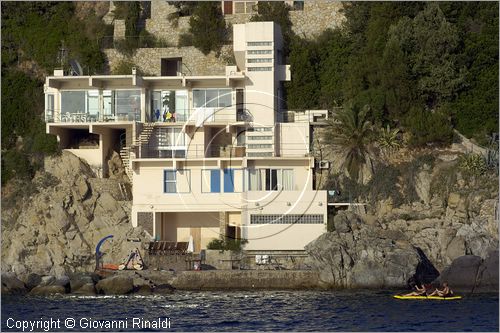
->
[2,290,498,331]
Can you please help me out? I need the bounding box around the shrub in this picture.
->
[206,238,248,251]
[459,153,487,177]
[178,33,194,47]
[405,107,453,147]
[377,125,401,155]
[188,2,228,55]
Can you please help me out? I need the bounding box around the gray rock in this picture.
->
[1,273,27,294]
[96,275,134,295]
[30,285,66,296]
[68,272,99,292]
[153,284,175,294]
[25,273,42,290]
[437,255,483,291]
[39,275,56,287]
[475,250,499,292]
[72,283,96,295]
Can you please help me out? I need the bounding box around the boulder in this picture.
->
[72,283,96,295]
[25,273,42,290]
[95,275,134,295]
[38,275,56,287]
[1,273,27,294]
[436,255,483,291]
[153,284,175,294]
[30,285,67,296]
[475,250,499,292]
[68,272,99,292]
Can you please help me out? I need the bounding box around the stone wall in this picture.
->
[290,0,345,39]
[114,19,126,40]
[104,45,232,76]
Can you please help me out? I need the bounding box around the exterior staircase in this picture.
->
[119,122,156,180]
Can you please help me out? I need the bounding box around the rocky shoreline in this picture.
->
[2,270,322,296]
[1,148,498,296]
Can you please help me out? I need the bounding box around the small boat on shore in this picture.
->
[393,295,462,300]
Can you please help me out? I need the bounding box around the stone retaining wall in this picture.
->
[170,270,321,289]
[104,45,231,76]
[290,0,345,39]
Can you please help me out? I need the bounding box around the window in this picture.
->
[61,91,86,114]
[247,41,272,46]
[282,169,294,190]
[223,168,243,193]
[164,170,176,193]
[248,136,273,140]
[157,128,185,147]
[265,169,279,191]
[248,152,273,157]
[247,58,273,63]
[157,128,186,158]
[247,169,261,191]
[250,214,324,224]
[163,169,191,193]
[202,169,221,193]
[193,89,232,108]
[248,50,272,55]
[115,90,141,121]
[45,94,55,121]
[248,144,273,149]
[249,127,273,132]
[87,90,99,116]
[247,67,272,72]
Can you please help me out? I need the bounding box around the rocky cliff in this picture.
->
[306,151,499,290]
[1,151,147,280]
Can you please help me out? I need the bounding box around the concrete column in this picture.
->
[218,211,227,240]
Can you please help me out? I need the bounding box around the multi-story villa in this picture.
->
[44,22,329,253]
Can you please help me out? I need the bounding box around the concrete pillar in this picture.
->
[219,211,227,240]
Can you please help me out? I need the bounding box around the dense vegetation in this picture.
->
[1,2,109,184]
[286,2,498,146]
[1,1,497,188]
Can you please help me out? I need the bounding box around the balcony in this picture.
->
[277,110,329,124]
[45,109,141,123]
[139,144,247,159]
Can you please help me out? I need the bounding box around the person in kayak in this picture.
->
[403,283,428,296]
[429,282,453,297]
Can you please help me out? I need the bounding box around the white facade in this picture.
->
[44,22,327,252]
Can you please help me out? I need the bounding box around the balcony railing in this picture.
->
[46,108,254,124]
[139,144,247,159]
[277,110,329,123]
[45,109,141,123]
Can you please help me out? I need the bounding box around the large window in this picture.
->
[193,89,232,108]
[201,169,221,193]
[151,90,188,122]
[163,169,191,193]
[247,168,294,191]
[61,90,100,121]
[157,128,186,158]
[115,90,141,121]
[223,168,243,193]
[250,214,324,224]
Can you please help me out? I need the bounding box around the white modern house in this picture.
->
[44,22,329,252]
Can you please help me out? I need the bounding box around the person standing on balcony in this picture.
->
[155,109,160,122]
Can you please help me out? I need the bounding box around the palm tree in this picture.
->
[323,103,374,182]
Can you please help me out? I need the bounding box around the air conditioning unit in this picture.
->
[318,160,330,169]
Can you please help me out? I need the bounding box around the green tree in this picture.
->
[189,2,228,55]
[285,37,319,110]
[323,103,374,182]
[317,29,351,108]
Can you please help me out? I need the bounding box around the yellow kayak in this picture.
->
[394,295,462,300]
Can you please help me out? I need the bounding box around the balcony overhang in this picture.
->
[143,74,246,88]
[46,75,139,89]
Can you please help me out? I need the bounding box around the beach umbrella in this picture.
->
[187,235,194,253]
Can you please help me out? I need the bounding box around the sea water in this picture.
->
[2,290,498,331]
